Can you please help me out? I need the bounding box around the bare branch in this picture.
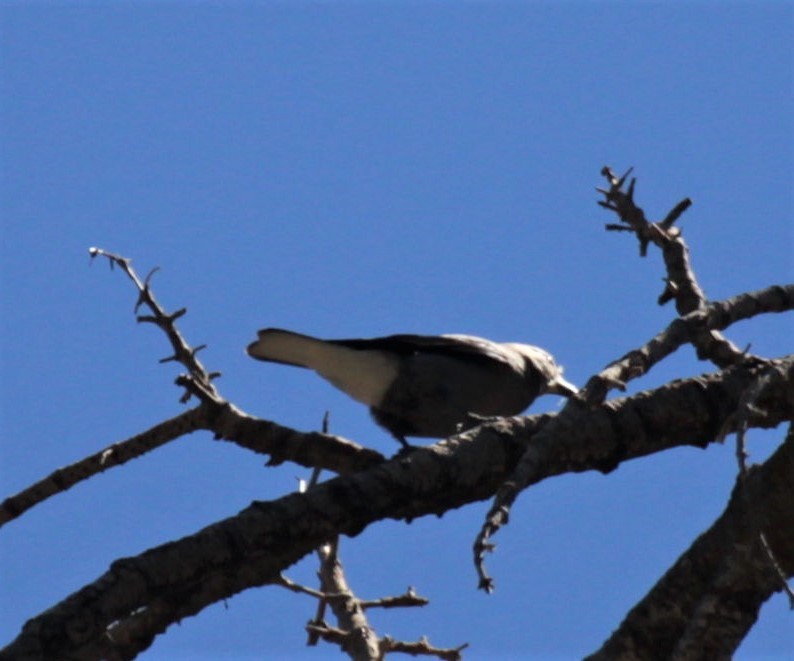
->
[275,574,347,602]
[723,368,794,606]
[0,407,210,528]
[7,233,788,659]
[586,424,794,660]
[0,403,383,528]
[310,539,380,660]
[301,413,438,653]
[303,622,358,648]
[360,587,429,610]
[4,357,791,659]
[0,258,389,526]
[660,197,693,230]
[304,625,468,661]
[475,170,792,594]
[582,284,794,407]
[473,355,794,592]
[380,636,469,661]
[597,169,753,368]
[89,247,222,404]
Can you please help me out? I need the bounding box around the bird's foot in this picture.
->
[392,435,418,458]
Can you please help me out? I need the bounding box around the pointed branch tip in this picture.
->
[143,267,160,287]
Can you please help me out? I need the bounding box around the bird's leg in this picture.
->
[393,434,413,449]
[391,434,419,458]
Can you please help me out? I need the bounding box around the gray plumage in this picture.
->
[247,328,577,446]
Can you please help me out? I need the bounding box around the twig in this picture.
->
[596,169,751,368]
[299,413,449,655]
[581,284,793,407]
[380,636,469,661]
[306,413,334,646]
[275,574,347,602]
[89,247,222,403]
[360,587,429,610]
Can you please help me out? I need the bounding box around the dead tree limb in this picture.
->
[585,424,794,661]
[3,356,792,660]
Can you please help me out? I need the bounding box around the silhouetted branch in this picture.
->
[89,247,222,404]
[4,168,790,661]
[581,284,794,407]
[475,169,789,591]
[5,356,792,659]
[379,636,468,661]
[0,407,209,528]
[0,401,383,530]
[597,168,751,367]
[293,423,441,658]
[585,424,794,660]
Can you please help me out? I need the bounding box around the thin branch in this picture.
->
[758,530,794,608]
[305,626,468,661]
[360,587,429,610]
[581,284,793,407]
[275,574,347,602]
[303,622,354,646]
[0,407,210,528]
[306,414,334,648]
[299,417,445,653]
[725,368,794,606]
[597,168,752,368]
[89,247,222,403]
[499,172,792,605]
[660,197,693,230]
[89,247,386,471]
[380,636,469,661]
[0,403,383,529]
[472,354,794,592]
[310,539,381,660]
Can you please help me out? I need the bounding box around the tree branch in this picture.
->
[0,407,209,527]
[89,248,222,404]
[0,250,389,528]
[0,402,384,528]
[3,357,793,659]
[474,169,790,591]
[473,355,794,592]
[581,284,794,407]
[307,541,381,660]
[598,167,755,368]
[585,424,794,661]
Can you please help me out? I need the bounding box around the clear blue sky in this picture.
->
[1,3,792,660]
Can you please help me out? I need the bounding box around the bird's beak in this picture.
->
[547,376,578,398]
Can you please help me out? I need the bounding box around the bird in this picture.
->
[247,328,577,447]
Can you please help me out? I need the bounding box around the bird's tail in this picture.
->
[246,328,326,368]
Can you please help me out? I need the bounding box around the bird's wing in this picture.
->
[328,333,517,368]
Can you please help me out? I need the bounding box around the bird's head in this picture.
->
[507,343,578,398]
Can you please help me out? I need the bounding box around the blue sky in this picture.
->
[1,3,792,659]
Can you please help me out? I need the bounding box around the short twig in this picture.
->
[380,635,470,661]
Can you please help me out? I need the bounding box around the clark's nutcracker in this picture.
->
[247,328,577,447]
